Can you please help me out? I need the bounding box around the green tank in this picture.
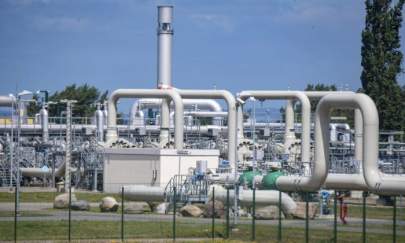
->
[261,170,284,190]
[239,170,261,188]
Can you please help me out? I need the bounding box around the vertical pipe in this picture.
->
[95,104,104,142]
[252,188,256,241]
[362,192,367,243]
[40,105,49,143]
[65,102,72,192]
[68,185,71,242]
[237,105,244,141]
[333,191,337,243]
[157,6,173,147]
[278,190,282,242]
[354,109,363,164]
[121,187,124,241]
[305,192,309,243]
[212,187,215,239]
[393,196,397,243]
[284,100,295,154]
[93,168,98,192]
[226,188,230,239]
[172,186,176,241]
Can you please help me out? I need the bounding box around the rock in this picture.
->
[292,202,319,219]
[70,200,90,211]
[203,200,224,218]
[255,206,285,220]
[154,202,169,214]
[180,204,203,217]
[100,196,119,212]
[54,193,77,209]
[124,202,151,214]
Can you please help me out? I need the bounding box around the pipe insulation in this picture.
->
[303,91,368,190]
[238,91,311,163]
[123,185,165,202]
[317,93,405,195]
[106,89,184,149]
[211,186,297,215]
[176,89,237,170]
[284,100,295,154]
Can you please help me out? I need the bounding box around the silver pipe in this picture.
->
[130,98,223,125]
[39,105,49,143]
[238,90,311,163]
[157,6,173,147]
[95,104,104,142]
[106,89,184,149]
[0,95,16,106]
[176,89,237,170]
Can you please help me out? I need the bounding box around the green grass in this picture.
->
[0,191,120,203]
[0,211,51,217]
[337,204,405,220]
[0,220,403,242]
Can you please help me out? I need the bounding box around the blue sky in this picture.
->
[0,0,404,112]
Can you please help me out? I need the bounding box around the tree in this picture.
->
[47,84,108,118]
[361,0,405,132]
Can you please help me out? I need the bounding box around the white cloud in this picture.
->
[190,14,234,32]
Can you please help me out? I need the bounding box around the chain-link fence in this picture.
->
[0,185,404,242]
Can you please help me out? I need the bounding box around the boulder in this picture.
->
[54,193,77,209]
[70,200,90,211]
[154,202,169,214]
[124,202,151,214]
[180,204,203,217]
[203,200,224,218]
[292,202,319,219]
[100,196,119,212]
[255,206,285,220]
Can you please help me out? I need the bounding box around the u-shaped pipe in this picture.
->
[175,89,237,169]
[317,93,405,195]
[106,89,184,149]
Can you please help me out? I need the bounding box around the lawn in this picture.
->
[0,220,403,242]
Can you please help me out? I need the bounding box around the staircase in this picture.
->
[164,174,209,211]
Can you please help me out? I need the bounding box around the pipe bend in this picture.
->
[106,89,184,148]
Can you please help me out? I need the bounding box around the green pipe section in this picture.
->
[239,170,261,188]
[262,171,284,190]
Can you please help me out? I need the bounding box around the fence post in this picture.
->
[212,187,215,239]
[68,185,72,242]
[172,186,176,241]
[278,190,282,242]
[226,188,230,239]
[362,191,367,243]
[333,191,337,243]
[14,186,17,243]
[121,186,124,242]
[305,192,309,243]
[393,196,397,243]
[252,187,256,241]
